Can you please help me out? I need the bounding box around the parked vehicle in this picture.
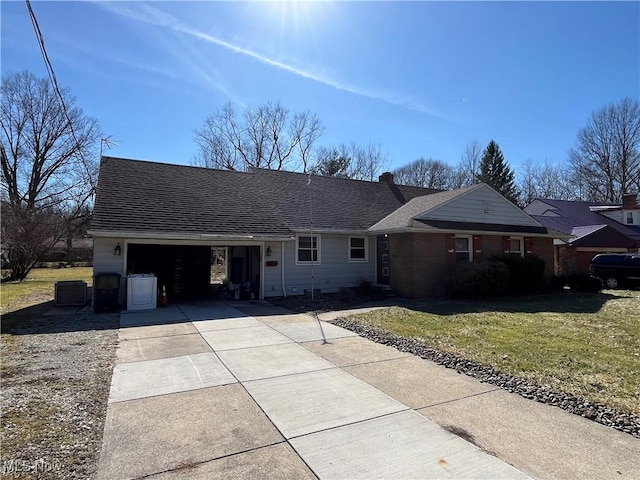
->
[589,253,640,289]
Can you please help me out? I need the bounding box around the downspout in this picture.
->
[281,241,287,297]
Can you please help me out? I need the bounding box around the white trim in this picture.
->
[260,242,265,300]
[125,238,263,247]
[625,211,635,225]
[88,229,294,242]
[295,234,321,265]
[281,241,287,297]
[508,236,524,258]
[290,228,369,235]
[454,235,473,262]
[123,238,129,274]
[348,235,369,262]
[368,226,564,239]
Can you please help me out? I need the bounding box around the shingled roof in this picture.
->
[525,198,640,246]
[90,157,439,238]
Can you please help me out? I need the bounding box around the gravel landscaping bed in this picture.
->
[330,317,640,439]
[1,310,119,479]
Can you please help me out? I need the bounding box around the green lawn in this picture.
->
[1,267,93,314]
[350,290,640,414]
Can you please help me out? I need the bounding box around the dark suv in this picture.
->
[589,253,640,289]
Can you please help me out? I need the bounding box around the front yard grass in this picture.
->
[350,289,640,414]
[1,267,93,315]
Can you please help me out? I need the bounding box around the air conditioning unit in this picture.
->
[55,280,87,306]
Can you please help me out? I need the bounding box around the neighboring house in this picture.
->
[89,157,555,305]
[38,237,93,265]
[524,195,640,276]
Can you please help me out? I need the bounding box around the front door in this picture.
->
[376,236,390,285]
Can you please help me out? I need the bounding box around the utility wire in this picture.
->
[25,0,97,192]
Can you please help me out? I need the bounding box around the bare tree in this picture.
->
[194,101,324,172]
[312,142,389,181]
[392,158,455,189]
[569,97,640,203]
[518,159,578,206]
[451,140,482,188]
[0,71,100,280]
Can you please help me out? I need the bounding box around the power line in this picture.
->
[25,0,98,191]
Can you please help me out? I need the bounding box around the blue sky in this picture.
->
[2,1,639,178]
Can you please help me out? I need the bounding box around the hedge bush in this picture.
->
[568,272,602,293]
[492,255,546,294]
[445,260,510,297]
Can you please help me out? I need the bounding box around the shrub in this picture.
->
[338,286,357,303]
[355,277,373,296]
[568,272,602,293]
[492,255,546,294]
[445,260,510,297]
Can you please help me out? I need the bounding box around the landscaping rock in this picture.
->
[330,316,640,439]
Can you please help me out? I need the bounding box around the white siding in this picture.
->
[92,237,126,304]
[281,235,375,296]
[599,209,630,224]
[263,242,283,297]
[419,185,541,226]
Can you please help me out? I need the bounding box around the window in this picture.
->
[509,237,524,257]
[297,235,320,264]
[627,212,634,224]
[454,236,472,263]
[349,236,368,262]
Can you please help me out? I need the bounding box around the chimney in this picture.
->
[622,193,639,208]
[379,172,394,184]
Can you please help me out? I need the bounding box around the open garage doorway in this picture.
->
[127,244,261,301]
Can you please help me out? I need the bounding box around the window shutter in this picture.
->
[525,237,533,255]
[446,234,456,264]
[473,235,482,260]
[503,236,510,254]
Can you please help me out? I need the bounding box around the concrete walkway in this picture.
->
[97,302,640,479]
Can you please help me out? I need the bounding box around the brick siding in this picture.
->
[389,233,555,297]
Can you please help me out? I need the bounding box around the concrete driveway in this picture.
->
[97,302,640,479]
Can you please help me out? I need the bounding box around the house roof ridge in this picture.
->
[535,197,619,207]
[101,156,257,176]
[248,167,439,192]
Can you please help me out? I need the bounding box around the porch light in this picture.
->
[114,244,122,256]
[266,246,272,257]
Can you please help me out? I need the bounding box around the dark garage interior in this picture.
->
[126,244,260,301]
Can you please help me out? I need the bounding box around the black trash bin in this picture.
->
[94,273,121,313]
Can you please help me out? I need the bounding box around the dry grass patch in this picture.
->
[1,267,93,315]
[350,290,640,414]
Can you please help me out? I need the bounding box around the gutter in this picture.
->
[367,226,566,239]
[289,228,370,235]
[88,229,294,242]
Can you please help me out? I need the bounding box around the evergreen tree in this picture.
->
[478,140,519,204]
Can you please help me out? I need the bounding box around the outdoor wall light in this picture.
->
[114,244,122,256]
[266,246,272,257]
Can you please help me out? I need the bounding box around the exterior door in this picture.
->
[376,236,390,285]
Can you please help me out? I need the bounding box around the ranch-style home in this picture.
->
[89,157,556,306]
